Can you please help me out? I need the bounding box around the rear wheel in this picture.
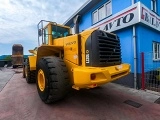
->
[25,59,36,83]
[23,59,26,78]
[13,65,17,69]
[36,56,71,104]
[23,65,26,78]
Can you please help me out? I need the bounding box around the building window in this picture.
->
[92,1,112,24]
[93,10,98,24]
[153,42,160,60]
[98,5,105,21]
[151,0,157,12]
[106,1,112,16]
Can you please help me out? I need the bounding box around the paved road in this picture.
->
[0,67,14,92]
[0,69,160,120]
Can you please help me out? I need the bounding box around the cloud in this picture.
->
[0,0,87,54]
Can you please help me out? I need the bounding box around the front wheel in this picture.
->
[36,56,71,104]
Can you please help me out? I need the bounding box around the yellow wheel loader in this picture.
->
[23,20,130,104]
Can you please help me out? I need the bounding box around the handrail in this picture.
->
[37,20,57,46]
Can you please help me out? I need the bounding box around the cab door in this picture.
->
[44,27,49,44]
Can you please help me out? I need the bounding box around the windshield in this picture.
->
[52,25,69,39]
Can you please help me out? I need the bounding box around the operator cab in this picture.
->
[38,20,71,45]
[51,25,70,39]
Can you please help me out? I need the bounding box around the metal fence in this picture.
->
[141,52,160,92]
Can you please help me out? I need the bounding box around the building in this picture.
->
[0,55,12,67]
[64,0,160,89]
[0,55,29,67]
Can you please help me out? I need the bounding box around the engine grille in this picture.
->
[98,31,121,65]
[85,30,122,67]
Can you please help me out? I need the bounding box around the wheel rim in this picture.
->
[38,69,45,91]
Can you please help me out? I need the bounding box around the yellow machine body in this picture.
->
[28,21,130,90]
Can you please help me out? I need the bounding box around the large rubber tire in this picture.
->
[25,59,36,83]
[13,65,17,69]
[36,56,71,104]
[23,65,26,78]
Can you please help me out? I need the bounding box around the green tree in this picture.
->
[4,55,12,61]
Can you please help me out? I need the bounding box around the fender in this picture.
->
[36,45,63,63]
[28,56,37,70]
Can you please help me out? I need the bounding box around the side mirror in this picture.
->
[38,29,42,36]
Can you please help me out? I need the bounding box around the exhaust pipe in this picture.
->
[73,15,81,34]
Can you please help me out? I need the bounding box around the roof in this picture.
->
[63,0,99,26]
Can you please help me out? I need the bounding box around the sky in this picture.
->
[0,0,87,55]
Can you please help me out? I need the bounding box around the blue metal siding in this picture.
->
[79,11,92,32]
[137,26,159,53]
[138,0,151,8]
[136,25,160,72]
[112,0,131,14]
[114,27,134,72]
[137,26,160,53]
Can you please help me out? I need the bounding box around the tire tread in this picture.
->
[26,59,36,83]
[37,56,71,104]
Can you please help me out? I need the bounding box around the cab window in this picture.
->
[44,28,49,44]
[52,25,69,39]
